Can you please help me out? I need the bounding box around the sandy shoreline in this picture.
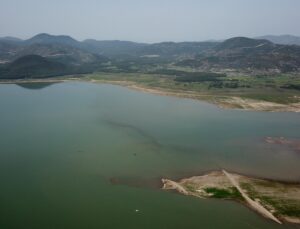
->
[1,78,300,112]
[125,83,300,113]
[162,170,300,224]
[222,170,281,224]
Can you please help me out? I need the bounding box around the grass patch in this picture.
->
[241,182,300,217]
[204,187,243,200]
[84,72,300,104]
[260,196,300,217]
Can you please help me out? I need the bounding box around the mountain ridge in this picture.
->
[1,33,300,78]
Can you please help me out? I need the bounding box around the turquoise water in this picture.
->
[0,82,299,229]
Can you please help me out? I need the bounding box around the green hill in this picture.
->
[0,55,68,79]
[177,37,300,73]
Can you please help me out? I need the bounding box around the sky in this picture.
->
[0,0,300,43]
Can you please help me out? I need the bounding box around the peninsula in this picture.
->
[162,170,300,224]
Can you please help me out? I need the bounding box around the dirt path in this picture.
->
[162,179,189,195]
[222,170,282,224]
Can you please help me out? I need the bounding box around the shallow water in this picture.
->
[0,82,299,229]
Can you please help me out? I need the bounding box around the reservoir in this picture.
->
[0,82,299,229]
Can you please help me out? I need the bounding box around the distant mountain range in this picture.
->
[0,33,300,79]
[255,35,300,46]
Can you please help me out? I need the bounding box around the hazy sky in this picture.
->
[1,0,300,42]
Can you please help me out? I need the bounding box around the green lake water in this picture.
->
[0,82,299,229]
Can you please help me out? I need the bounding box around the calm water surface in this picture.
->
[0,82,299,229]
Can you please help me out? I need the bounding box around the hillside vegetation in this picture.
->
[0,34,300,110]
[1,34,300,79]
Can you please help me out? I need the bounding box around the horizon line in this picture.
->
[1,33,300,44]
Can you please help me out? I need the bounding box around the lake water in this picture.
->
[0,82,299,229]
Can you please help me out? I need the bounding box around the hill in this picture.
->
[177,37,300,74]
[25,33,80,47]
[14,43,106,65]
[138,41,218,58]
[256,35,300,46]
[0,36,23,43]
[0,55,69,79]
[1,34,300,76]
[82,40,147,57]
[0,34,109,66]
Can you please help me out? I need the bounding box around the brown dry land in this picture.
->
[124,83,300,112]
[162,170,300,224]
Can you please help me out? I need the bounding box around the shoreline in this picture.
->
[162,170,300,224]
[1,77,300,112]
[222,170,281,224]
